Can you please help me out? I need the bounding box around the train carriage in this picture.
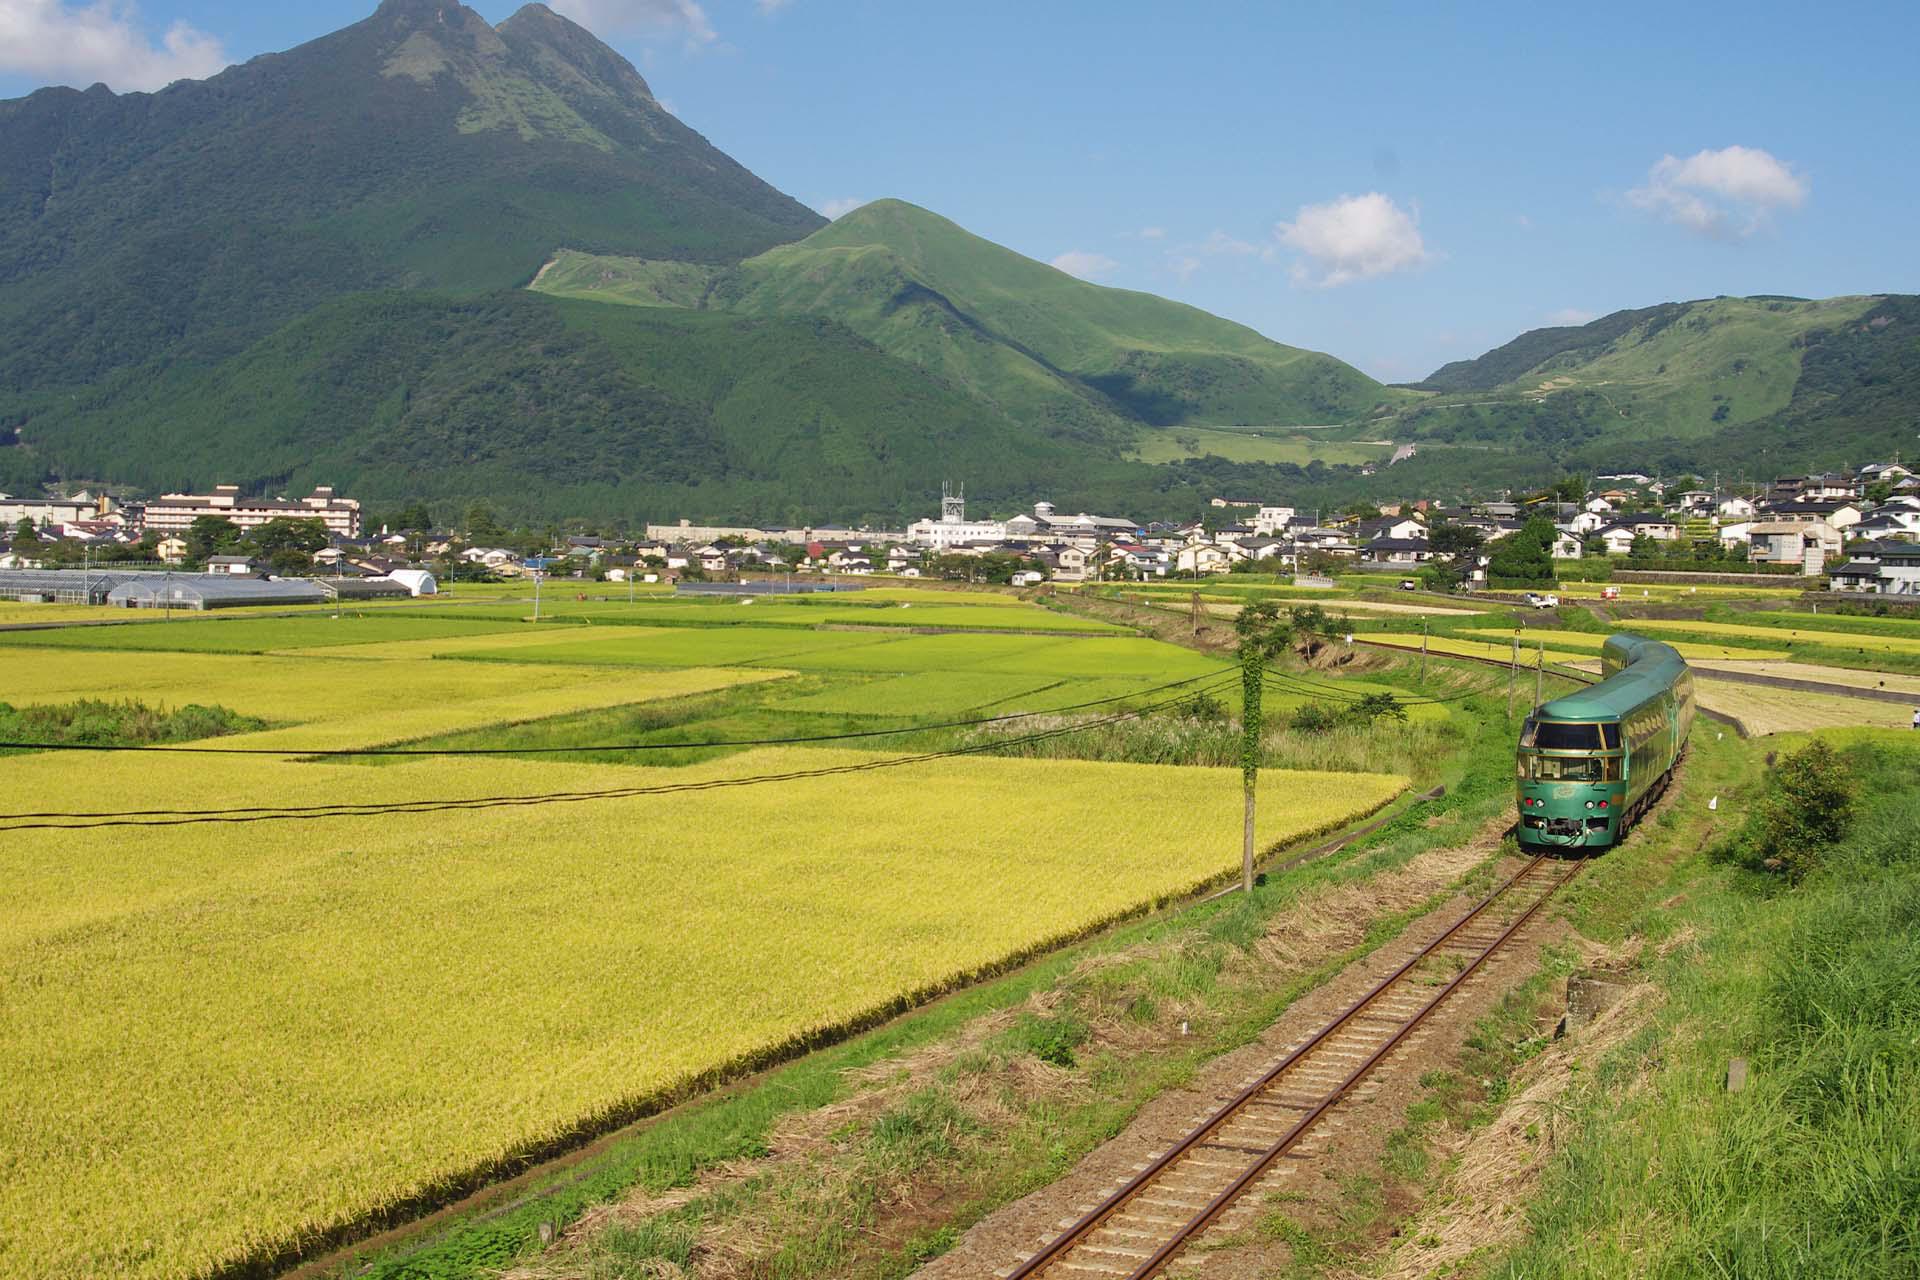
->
[1516,633,1695,850]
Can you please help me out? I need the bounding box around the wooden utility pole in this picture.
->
[1535,638,1544,709]
[1508,633,1517,719]
[1420,616,1429,684]
[1191,590,1202,629]
[1241,640,1263,894]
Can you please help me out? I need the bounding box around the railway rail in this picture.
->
[1001,852,1582,1280]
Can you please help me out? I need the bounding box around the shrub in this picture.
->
[1344,692,1408,725]
[1753,740,1855,880]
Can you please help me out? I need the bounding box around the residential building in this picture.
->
[1747,520,1842,570]
[908,485,1008,549]
[0,491,116,528]
[143,484,362,539]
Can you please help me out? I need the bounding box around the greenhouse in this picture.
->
[106,576,330,611]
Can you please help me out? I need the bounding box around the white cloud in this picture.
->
[1626,145,1807,240]
[1050,250,1119,281]
[1274,192,1431,287]
[1166,254,1202,283]
[1200,229,1261,257]
[757,0,793,11]
[0,0,227,92]
[1136,226,1166,240]
[1545,307,1598,327]
[548,0,716,44]
[817,197,866,219]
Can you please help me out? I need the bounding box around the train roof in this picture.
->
[1534,633,1687,722]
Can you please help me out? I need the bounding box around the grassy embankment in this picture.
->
[1483,730,1920,1277]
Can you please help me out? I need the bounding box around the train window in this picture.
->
[1528,755,1614,781]
[1601,724,1621,749]
[1529,721,1601,749]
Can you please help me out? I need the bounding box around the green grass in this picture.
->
[1489,736,1920,1279]
[770,671,1066,717]
[450,626,905,669]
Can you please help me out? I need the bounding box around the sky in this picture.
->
[3,0,1917,382]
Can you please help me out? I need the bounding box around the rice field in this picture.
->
[0,600,1433,1278]
[1625,618,1920,655]
[1359,630,1790,667]
[0,740,1407,1280]
[1690,679,1915,735]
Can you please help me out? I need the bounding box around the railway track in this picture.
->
[1000,853,1582,1280]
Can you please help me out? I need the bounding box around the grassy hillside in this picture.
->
[5,291,1080,524]
[531,201,1402,445]
[1382,294,1920,475]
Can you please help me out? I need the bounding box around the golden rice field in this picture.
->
[0,616,1412,1279]
[1690,679,1915,736]
[1359,631,1790,667]
[1626,617,1920,654]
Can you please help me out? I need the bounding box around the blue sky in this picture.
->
[4,0,1916,382]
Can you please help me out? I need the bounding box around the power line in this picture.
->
[0,668,1237,759]
[1,675,1242,832]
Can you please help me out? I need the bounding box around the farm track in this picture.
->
[995,853,1581,1280]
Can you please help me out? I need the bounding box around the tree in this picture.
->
[1486,516,1558,586]
[465,501,504,542]
[1627,533,1659,564]
[1424,520,1484,591]
[185,515,240,563]
[1233,600,1293,894]
[1551,474,1588,505]
[11,517,34,544]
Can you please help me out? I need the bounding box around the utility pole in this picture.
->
[533,569,542,622]
[1508,632,1517,719]
[1420,615,1428,684]
[1535,637,1544,710]
[1241,638,1263,895]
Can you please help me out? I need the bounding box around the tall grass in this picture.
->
[1493,739,1920,1279]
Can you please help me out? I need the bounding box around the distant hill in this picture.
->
[1389,295,1920,476]
[532,200,1399,442]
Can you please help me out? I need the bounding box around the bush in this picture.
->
[1345,692,1408,724]
[1290,703,1341,734]
[1752,740,1855,880]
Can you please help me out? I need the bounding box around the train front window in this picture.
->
[1526,721,1603,749]
[1521,753,1619,781]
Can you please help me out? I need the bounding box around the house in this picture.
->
[1055,546,1090,581]
[1858,462,1913,484]
[1584,498,1615,515]
[1747,520,1842,570]
[1829,540,1920,595]
[1175,542,1231,574]
[1106,543,1168,577]
[1569,510,1609,536]
[1253,506,1296,535]
[1764,500,1863,530]
[1354,516,1426,543]
[1551,531,1584,560]
[1210,497,1260,509]
[1674,489,1716,512]
[154,536,188,564]
[1717,496,1757,519]
[1717,520,1755,548]
[1362,536,1431,564]
[205,555,258,576]
[1610,514,1680,541]
[1593,526,1640,556]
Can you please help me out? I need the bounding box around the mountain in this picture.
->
[1390,295,1920,477]
[0,0,822,398]
[532,199,1399,442]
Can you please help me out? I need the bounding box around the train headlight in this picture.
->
[1585,801,1595,809]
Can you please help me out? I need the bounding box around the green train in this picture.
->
[1516,633,1696,850]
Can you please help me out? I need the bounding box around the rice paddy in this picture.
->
[0,590,1429,1279]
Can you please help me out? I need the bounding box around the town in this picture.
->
[3,464,1917,609]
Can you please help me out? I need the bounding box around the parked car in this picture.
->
[1522,592,1560,609]
[1398,579,1418,591]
